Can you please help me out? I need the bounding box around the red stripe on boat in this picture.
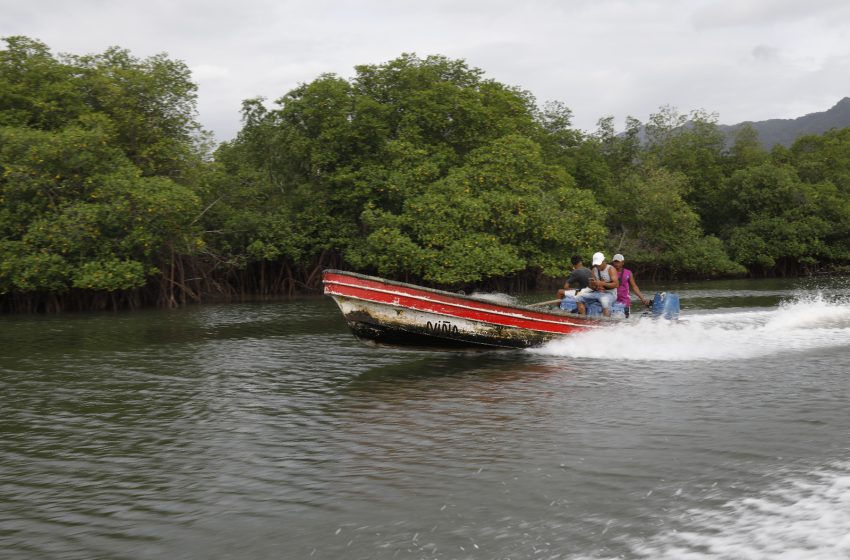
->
[323,271,599,335]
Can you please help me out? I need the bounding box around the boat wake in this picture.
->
[625,458,850,559]
[533,293,850,361]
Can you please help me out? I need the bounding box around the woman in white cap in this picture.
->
[611,253,650,317]
[575,252,619,317]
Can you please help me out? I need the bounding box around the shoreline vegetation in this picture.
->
[2,36,850,312]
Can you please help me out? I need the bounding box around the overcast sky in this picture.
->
[3,0,850,143]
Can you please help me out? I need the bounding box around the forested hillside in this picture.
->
[719,97,850,148]
[2,37,850,312]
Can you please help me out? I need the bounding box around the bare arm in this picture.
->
[629,274,649,305]
[592,266,619,291]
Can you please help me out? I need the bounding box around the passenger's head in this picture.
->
[591,252,605,267]
[611,253,624,270]
[570,255,583,266]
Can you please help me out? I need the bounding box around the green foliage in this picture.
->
[347,135,605,283]
[594,115,642,181]
[212,53,592,285]
[599,167,743,276]
[72,259,148,291]
[645,108,727,232]
[0,243,69,294]
[534,100,584,173]
[728,214,830,269]
[665,235,747,276]
[0,122,201,293]
[791,128,850,191]
[727,124,769,169]
[0,36,205,303]
[6,37,850,310]
[723,166,850,268]
[610,168,701,251]
[0,37,84,130]
[65,46,201,177]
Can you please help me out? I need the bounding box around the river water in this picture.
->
[2,278,850,559]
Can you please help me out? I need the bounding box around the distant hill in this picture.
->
[719,97,850,148]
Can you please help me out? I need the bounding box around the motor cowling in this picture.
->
[651,292,680,320]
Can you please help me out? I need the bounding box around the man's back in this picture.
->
[566,267,591,290]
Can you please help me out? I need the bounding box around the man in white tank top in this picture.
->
[575,252,619,317]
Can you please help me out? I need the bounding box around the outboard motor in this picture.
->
[650,292,680,320]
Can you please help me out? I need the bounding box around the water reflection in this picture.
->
[2,283,850,559]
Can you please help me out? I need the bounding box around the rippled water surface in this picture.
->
[3,278,850,559]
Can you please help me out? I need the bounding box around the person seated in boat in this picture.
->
[610,253,650,318]
[556,255,592,299]
[575,252,619,317]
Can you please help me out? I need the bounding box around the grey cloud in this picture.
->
[692,0,849,29]
[3,0,850,140]
[752,45,781,62]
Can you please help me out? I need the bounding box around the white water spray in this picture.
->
[629,460,850,559]
[534,293,850,361]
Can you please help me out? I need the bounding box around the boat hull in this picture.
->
[323,270,614,349]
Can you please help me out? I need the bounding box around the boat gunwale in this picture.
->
[322,269,621,325]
